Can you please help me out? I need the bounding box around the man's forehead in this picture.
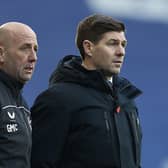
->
[103,31,127,41]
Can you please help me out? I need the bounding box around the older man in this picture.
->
[0,22,38,168]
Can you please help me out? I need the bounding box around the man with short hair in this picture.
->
[0,22,38,168]
[31,14,142,168]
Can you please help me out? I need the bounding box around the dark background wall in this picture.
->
[1,1,168,167]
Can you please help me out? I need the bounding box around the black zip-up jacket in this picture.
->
[31,55,142,168]
[0,70,32,168]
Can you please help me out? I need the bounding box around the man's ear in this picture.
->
[0,46,5,63]
[83,40,93,57]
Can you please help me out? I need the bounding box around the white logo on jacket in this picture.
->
[6,124,18,133]
[7,111,15,119]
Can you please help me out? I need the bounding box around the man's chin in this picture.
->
[112,68,121,75]
[20,75,32,83]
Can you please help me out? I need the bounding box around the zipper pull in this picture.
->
[104,111,110,131]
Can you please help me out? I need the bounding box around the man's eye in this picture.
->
[20,46,29,50]
[34,47,38,52]
[122,42,127,48]
[108,42,117,46]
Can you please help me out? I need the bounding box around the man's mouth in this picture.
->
[24,65,34,73]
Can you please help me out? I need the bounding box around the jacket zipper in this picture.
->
[104,111,110,137]
[130,112,140,166]
[131,112,139,144]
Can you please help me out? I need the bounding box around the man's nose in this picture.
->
[116,45,125,57]
[29,49,37,62]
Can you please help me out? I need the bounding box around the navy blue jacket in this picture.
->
[0,70,32,168]
[31,55,142,168]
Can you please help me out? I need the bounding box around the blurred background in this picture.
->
[1,0,167,167]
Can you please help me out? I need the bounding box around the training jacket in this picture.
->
[31,55,142,168]
[0,70,32,168]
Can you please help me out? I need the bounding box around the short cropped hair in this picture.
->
[75,14,125,59]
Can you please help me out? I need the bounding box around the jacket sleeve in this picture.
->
[31,88,71,168]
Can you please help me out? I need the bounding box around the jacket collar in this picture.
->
[0,70,24,97]
[49,55,142,100]
[113,75,142,100]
